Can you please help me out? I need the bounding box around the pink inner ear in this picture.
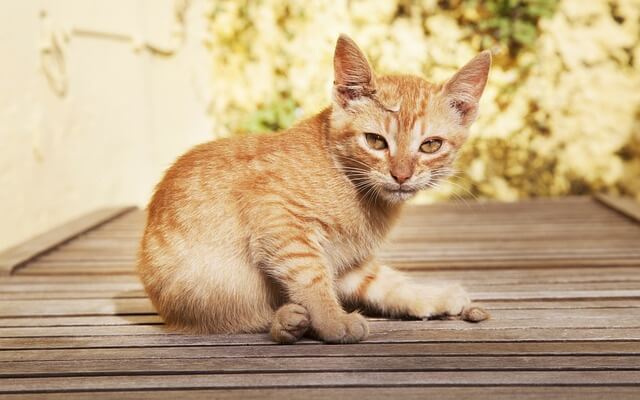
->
[336,85,375,103]
[333,35,377,109]
[451,99,474,118]
[444,51,491,104]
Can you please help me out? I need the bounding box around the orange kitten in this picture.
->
[138,35,491,344]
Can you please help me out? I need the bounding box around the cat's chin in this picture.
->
[380,188,418,204]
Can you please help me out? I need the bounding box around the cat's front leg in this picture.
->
[338,259,489,321]
[257,225,369,344]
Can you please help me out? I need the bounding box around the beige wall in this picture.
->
[0,0,213,251]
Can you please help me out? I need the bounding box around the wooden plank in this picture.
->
[0,291,147,301]
[2,387,639,400]
[0,207,136,275]
[2,371,639,393]
[0,299,153,317]
[471,289,640,300]
[3,342,639,363]
[408,266,640,283]
[1,327,640,348]
[0,197,638,399]
[0,282,143,293]
[3,355,639,377]
[14,264,136,276]
[0,328,640,350]
[2,308,639,328]
[471,282,640,291]
[482,300,640,310]
[392,259,640,270]
[0,275,140,284]
[0,315,162,327]
[595,193,640,223]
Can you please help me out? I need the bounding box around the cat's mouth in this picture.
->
[382,186,418,202]
[383,183,418,194]
[387,188,416,194]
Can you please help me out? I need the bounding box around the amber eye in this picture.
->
[365,133,388,150]
[420,138,443,154]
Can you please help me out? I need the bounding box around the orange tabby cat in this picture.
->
[138,35,491,344]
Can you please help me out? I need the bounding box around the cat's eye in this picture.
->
[420,138,443,154]
[365,133,388,150]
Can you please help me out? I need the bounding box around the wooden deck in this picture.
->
[1,196,640,399]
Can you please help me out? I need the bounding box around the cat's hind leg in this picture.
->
[270,303,310,344]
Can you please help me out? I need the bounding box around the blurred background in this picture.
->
[1,0,639,251]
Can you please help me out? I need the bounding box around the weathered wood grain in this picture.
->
[595,193,640,223]
[1,196,639,397]
[1,327,639,349]
[0,207,136,275]
[3,387,640,400]
[3,342,639,364]
[2,371,640,393]
[3,355,639,377]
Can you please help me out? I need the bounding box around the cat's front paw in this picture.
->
[313,311,369,344]
[418,284,491,322]
[419,284,471,318]
[271,303,311,344]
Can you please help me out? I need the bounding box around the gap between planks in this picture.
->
[2,371,640,393]
[1,387,639,400]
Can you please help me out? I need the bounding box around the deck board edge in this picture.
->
[0,206,137,276]
[594,194,640,224]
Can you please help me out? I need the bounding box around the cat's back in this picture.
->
[158,130,312,192]
[145,116,331,232]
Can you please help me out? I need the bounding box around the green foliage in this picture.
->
[441,0,559,54]
[234,1,559,135]
[207,0,640,201]
[239,98,298,134]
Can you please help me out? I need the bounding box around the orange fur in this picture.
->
[138,34,491,343]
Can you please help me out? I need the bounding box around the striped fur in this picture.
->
[138,35,491,343]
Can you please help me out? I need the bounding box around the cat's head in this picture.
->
[328,34,491,204]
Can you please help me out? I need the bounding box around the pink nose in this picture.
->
[391,171,412,184]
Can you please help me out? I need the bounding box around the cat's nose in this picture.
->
[390,171,412,184]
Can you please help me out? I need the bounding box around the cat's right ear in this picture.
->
[332,34,376,109]
[441,51,491,127]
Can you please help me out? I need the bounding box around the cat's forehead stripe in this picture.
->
[410,118,425,150]
[388,118,398,135]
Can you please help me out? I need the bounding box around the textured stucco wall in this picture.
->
[0,0,213,251]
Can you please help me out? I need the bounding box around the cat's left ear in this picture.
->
[442,51,491,126]
[332,34,377,109]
